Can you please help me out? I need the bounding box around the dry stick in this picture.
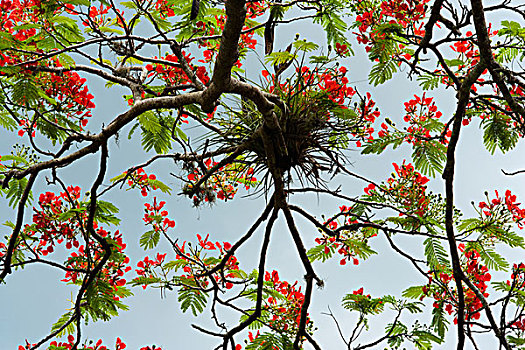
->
[442,61,486,350]
[501,168,525,176]
[280,204,321,347]
[0,173,36,282]
[221,208,278,350]
[471,0,525,134]
[72,142,111,350]
[410,0,445,72]
[469,1,517,348]
[201,0,249,113]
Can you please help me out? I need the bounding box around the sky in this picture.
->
[2,3,525,350]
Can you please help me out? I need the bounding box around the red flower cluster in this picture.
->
[126,168,159,197]
[62,227,131,294]
[430,245,490,324]
[135,252,167,289]
[145,52,210,88]
[335,42,350,56]
[16,187,131,296]
[314,205,377,266]
[176,233,239,290]
[133,231,239,291]
[0,0,41,41]
[479,190,525,228]
[263,270,308,332]
[143,197,175,233]
[353,0,429,52]
[194,1,265,67]
[31,186,83,256]
[366,162,429,217]
[82,4,111,27]
[401,94,448,144]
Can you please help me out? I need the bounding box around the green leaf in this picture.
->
[140,230,160,250]
[178,289,208,316]
[12,78,41,107]
[402,285,426,299]
[163,259,188,272]
[68,0,91,5]
[121,1,137,9]
[293,39,319,52]
[148,178,172,195]
[508,336,525,346]
[3,177,33,208]
[50,311,75,338]
[369,58,397,86]
[138,111,162,133]
[307,244,335,262]
[466,242,509,271]
[98,26,124,35]
[309,55,330,64]
[361,133,405,155]
[245,332,294,350]
[424,237,449,270]
[444,58,464,67]
[417,74,440,90]
[431,302,449,338]
[481,113,520,154]
[265,51,294,66]
[412,141,446,176]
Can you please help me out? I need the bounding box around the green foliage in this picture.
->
[417,74,440,90]
[82,281,131,322]
[2,177,33,208]
[481,113,520,154]
[360,135,404,155]
[12,78,41,107]
[386,321,442,350]
[423,237,450,271]
[466,241,509,271]
[244,332,294,350]
[138,111,173,154]
[508,336,525,347]
[140,229,160,250]
[369,58,397,86]
[293,39,319,53]
[342,293,385,315]
[431,301,448,338]
[412,141,447,176]
[265,51,294,66]
[314,2,350,47]
[94,200,121,226]
[402,285,426,299]
[50,311,76,338]
[130,276,162,287]
[239,310,271,331]
[307,243,336,262]
[177,288,208,316]
[343,238,377,259]
[385,322,408,348]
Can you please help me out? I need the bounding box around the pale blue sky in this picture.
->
[2,4,525,350]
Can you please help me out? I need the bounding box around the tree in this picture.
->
[1,0,525,349]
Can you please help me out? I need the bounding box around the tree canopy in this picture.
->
[1,0,525,349]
